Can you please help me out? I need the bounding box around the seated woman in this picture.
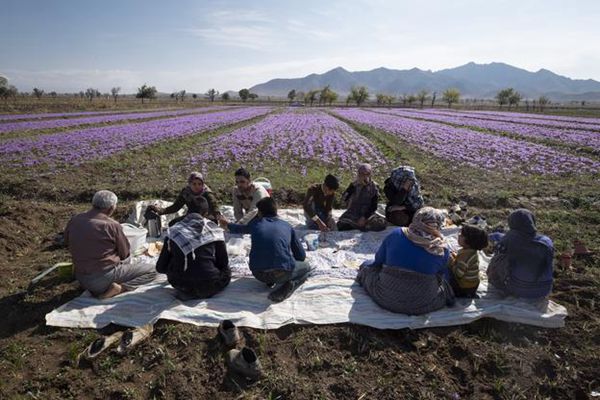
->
[337,163,386,232]
[155,198,231,300]
[148,172,221,226]
[356,207,454,315]
[487,209,554,299]
[383,166,424,226]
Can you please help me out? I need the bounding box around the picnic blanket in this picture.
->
[45,204,567,330]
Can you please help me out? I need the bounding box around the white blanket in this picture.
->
[46,206,567,330]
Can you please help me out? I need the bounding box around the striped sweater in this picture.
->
[450,249,480,289]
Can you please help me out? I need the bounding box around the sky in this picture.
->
[1,0,599,93]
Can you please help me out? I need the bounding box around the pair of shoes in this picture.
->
[218,320,243,349]
[573,240,594,257]
[117,324,154,354]
[226,347,263,381]
[79,331,123,361]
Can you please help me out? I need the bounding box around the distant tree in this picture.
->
[170,92,177,100]
[0,77,18,102]
[407,94,417,106]
[50,91,57,98]
[538,96,550,112]
[304,90,318,106]
[248,93,258,101]
[581,100,586,107]
[417,90,429,108]
[0,85,18,101]
[431,91,437,107]
[205,89,218,103]
[33,87,44,100]
[111,87,121,103]
[376,93,394,106]
[287,89,296,103]
[178,90,186,102]
[238,88,250,102]
[442,88,460,108]
[192,93,198,99]
[221,92,230,101]
[85,88,100,102]
[350,86,369,106]
[495,88,513,108]
[79,91,85,99]
[136,84,157,103]
[319,85,337,106]
[508,91,522,109]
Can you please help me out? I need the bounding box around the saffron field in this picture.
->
[1,104,599,399]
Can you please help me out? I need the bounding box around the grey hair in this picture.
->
[92,190,118,210]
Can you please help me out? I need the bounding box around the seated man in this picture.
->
[148,171,221,226]
[65,190,157,299]
[232,168,270,225]
[337,163,386,232]
[155,197,231,301]
[303,174,339,231]
[219,198,311,302]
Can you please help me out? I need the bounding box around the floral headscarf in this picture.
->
[402,206,447,256]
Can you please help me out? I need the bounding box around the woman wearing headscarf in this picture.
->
[155,197,231,300]
[148,171,221,226]
[383,165,424,226]
[337,163,386,232]
[356,207,454,315]
[487,209,554,299]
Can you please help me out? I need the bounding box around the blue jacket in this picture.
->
[228,217,306,272]
[367,228,450,280]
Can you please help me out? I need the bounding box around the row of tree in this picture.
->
[285,86,462,107]
[495,87,550,111]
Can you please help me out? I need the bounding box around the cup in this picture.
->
[305,233,319,251]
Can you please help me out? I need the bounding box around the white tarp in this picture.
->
[46,206,567,330]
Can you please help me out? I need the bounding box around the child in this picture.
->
[449,224,489,298]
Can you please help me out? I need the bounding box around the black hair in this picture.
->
[461,224,489,250]
[234,167,251,180]
[324,174,340,190]
[256,197,277,218]
[192,196,209,216]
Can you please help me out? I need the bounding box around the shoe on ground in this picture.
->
[79,331,123,361]
[573,240,594,256]
[226,347,263,381]
[218,320,242,348]
[117,324,154,354]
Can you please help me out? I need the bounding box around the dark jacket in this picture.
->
[156,238,230,293]
[163,187,220,219]
[228,217,306,273]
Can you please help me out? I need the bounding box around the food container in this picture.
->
[305,233,319,251]
[121,223,148,255]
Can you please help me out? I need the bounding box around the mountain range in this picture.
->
[249,62,600,101]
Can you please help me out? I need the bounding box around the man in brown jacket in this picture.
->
[65,190,156,299]
[303,174,339,231]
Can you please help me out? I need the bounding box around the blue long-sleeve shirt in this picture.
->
[228,217,306,272]
[367,228,450,280]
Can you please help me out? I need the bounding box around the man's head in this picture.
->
[92,190,118,215]
[256,197,277,218]
[357,163,372,184]
[323,174,339,196]
[235,168,252,191]
[188,171,205,194]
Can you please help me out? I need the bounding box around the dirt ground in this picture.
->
[0,194,599,400]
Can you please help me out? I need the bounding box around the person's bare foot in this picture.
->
[98,283,123,299]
